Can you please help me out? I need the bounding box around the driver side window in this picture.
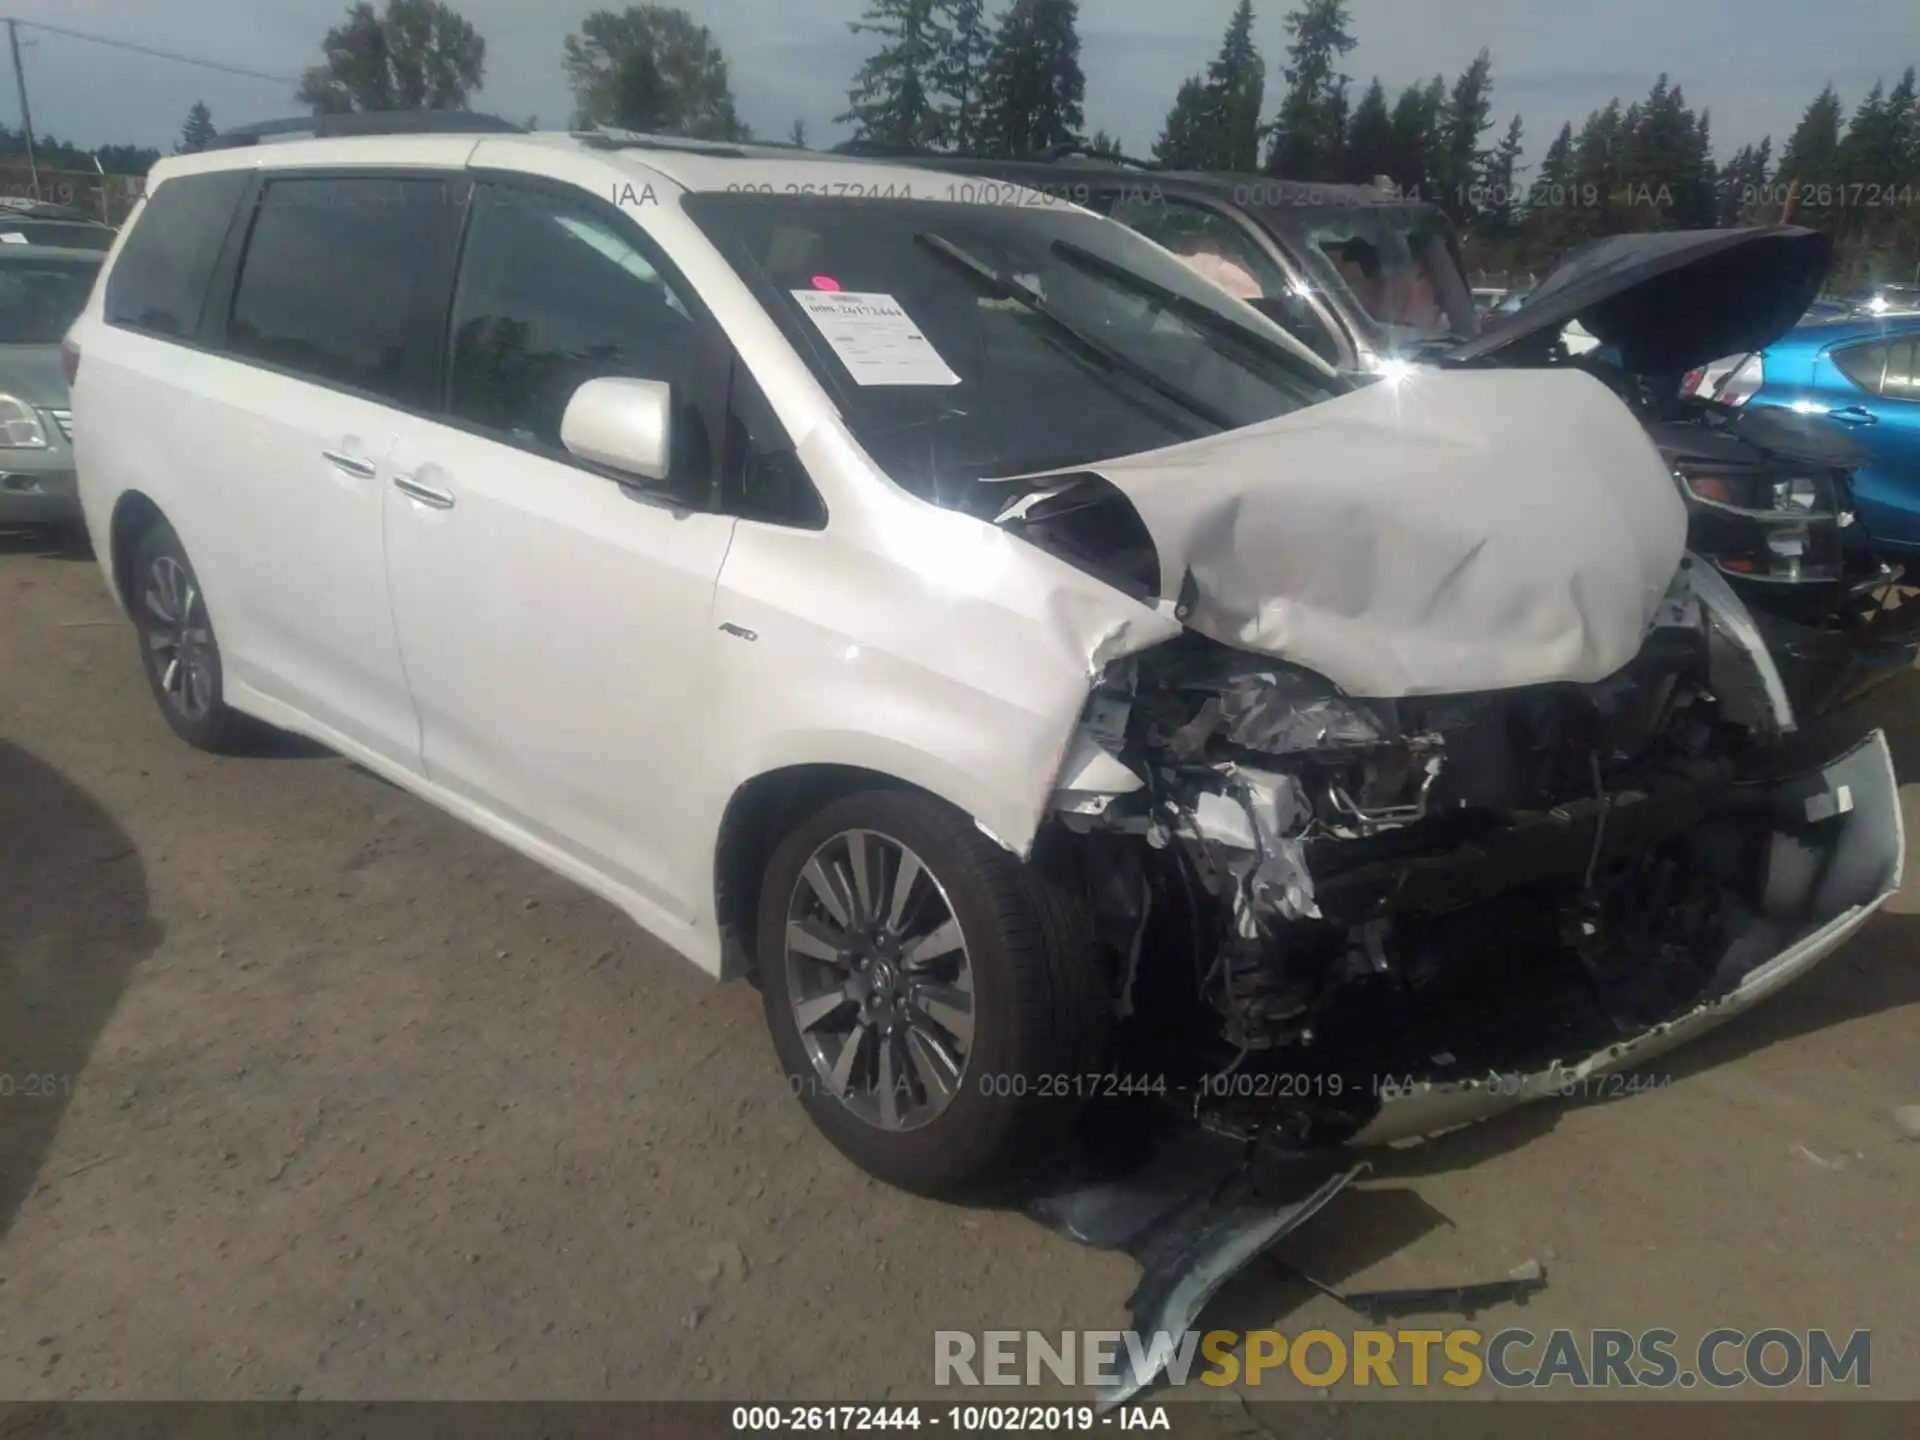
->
[447,183,702,462]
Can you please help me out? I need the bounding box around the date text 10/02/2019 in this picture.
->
[729,1404,1170,1431]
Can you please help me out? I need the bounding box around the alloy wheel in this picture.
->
[142,554,215,722]
[783,828,976,1132]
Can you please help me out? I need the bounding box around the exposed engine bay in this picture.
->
[1044,558,1903,1151]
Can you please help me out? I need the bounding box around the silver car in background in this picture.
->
[0,243,98,538]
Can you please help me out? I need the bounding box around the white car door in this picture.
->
[196,172,462,770]
[382,177,738,923]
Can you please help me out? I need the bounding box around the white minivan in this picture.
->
[66,119,1901,1199]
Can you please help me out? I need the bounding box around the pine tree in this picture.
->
[1890,68,1920,177]
[1835,79,1910,239]
[1536,122,1573,191]
[1673,102,1717,227]
[1202,0,1265,173]
[1384,76,1445,200]
[1342,78,1393,185]
[1154,76,1212,168]
[839,0,951,150]
[932,0,992,152]
[977,0,1085,159]
[1475,114,1524,236]
[1435,48,1493,225]
[1086,128,1125,160]
[1716,138,1771,227]
[788,118,809,148]
[1264,0,1356,180]
[1777,84,1844,226]
[1153,0,1264,173]
[176,100,217,154]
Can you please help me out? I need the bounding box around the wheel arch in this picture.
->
[107,489,168,613]
[712,761,1012,980]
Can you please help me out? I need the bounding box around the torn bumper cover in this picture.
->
[1042,563,1901,1153]
[1351,728,1903,1145]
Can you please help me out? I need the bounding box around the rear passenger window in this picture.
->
[1882,340,1919,401]
[226,177,448,403]
[446,183,700,453]
[104,171,248,338]
[1832,341,1889,395]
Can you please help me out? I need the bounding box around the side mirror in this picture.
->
[560,376,672,482]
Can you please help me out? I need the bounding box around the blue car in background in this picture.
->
[1689,312,1920,551]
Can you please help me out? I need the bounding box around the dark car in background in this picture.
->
[827,146,1478,374]
[833,145,1916,718]
[1454,226,1920,713]
[0,197,117,253]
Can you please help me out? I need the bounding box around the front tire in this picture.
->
[756,789,1108,1199]
[129,520,256,754]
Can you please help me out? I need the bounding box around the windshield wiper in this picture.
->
[1047,238,1336,393]
[913,230,1234,431]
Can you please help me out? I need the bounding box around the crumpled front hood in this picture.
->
[1010,368,1688,699]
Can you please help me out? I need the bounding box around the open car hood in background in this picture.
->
[1445,226,1833,374]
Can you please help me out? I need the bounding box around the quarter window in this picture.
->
[104,171,249,339]
[226,176,449,403]
[1831,341,1889,396]
[1881,339,1919,400]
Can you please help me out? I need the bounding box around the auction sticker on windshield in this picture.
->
[791,289,962,387]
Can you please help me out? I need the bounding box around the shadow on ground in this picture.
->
[0,741,161,1239]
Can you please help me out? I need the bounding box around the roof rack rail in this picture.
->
[827,138,1160,171]
[826,139,937,159]
[205,111,525,150]
[570,126,762,157]
[1032,142,1156,170]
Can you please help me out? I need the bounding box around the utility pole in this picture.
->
[8,20,41,202]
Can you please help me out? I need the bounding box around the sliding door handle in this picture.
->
[322,449,377,479]
[393,473,456,510]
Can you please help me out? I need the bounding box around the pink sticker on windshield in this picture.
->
[810,275,843,292]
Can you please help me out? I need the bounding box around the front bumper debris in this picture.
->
[1350,728,1903,1145]
[1025,1134,1363,1410]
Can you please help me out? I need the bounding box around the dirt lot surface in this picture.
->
[4,531,1920,1417]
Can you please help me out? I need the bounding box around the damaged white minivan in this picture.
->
[71,124,1903,1199]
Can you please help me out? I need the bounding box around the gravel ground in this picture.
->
[3,530,1918,1414]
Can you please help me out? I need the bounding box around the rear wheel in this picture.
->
[756,789,1107,1198]
[129,520,257,753]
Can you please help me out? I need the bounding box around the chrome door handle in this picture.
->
[322,449,378,479]
[393,473,455,509]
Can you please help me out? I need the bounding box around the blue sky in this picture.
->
[6,0,1913,168]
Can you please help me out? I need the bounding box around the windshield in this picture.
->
[0,255,102,344]
[1260,203,1478,351]
[683,192,1341,509]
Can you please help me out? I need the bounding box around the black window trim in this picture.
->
[204,165,472,416]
